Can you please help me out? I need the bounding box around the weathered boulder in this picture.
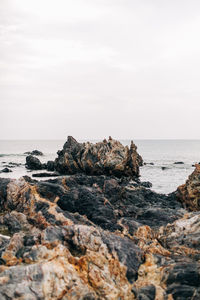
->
[177,164,200,211]
[55,136,143,178]
[25,155,44,170]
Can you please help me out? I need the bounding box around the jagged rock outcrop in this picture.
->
[54,136,143,178]
[0,173,199,299]
[177,164,200,211]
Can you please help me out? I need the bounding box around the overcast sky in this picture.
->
[1,0,200,140]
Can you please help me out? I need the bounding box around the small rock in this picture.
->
[24,150,43,156]
[1,168,12,173]
[32,172,60,178]
[174,161,184,165]
[141,181,152,188]
[161,166,168,170]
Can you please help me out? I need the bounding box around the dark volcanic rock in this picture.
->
[0,167,12,173]
[46,160,55,171]
[55,136,143,178]
[24,150,43,156]
[25,155,43,170]
[32,172,60,178]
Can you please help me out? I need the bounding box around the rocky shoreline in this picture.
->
[0,137,199,299]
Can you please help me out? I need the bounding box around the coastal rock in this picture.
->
[0,168,12,173]
[24,150,43,156]
[32,172,60,178]
[25,155,43,170]
[177,164,200,211]
[55,136,143,178]
[174,161,184,165]
[46,160,55,171]
[0,174,199,299]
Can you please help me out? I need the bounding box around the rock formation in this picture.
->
[177,164,200,211]
[54,136,143,178]
[1,138,200,299]
[25,155,44,170]
[0,173,199,299]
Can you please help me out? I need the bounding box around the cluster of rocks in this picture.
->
[25,136,143,178]
[0,137,199,299]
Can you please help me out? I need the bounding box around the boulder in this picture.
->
[46,160,55,171]
[25,155,43,170]
[177,164,200,211]
[0,167,12,173]
[55,136,143,178]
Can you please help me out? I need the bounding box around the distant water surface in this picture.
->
[0,139,200,194]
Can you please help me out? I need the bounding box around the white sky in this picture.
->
[1,0,200,139]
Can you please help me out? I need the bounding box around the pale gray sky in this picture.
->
[1,0,200,139]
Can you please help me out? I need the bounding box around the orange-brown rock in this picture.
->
[177,164,200,211]
[55,136,143,178]
[0,173,200,299]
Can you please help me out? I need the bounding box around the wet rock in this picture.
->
[8,162,22,167]
[0,168,12,173]
[177,164,200,211]
[46,160,55,171]
[24,150,43,156]
[161,166,168,170]
[55,136,143,178]
[174,161,184,164]
[25,155,43,170]
[32,172,60,178]
[141,181,152,188]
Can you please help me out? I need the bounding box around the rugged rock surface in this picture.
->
[54,136,143,178]
[177,164,200,211]
[26,155,45,170]
[0,172,199,299]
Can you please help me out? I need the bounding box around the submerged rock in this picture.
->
[177,164,200,211]
[24,150,43,156]
[55,136,143,178]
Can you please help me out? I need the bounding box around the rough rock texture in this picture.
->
[0,172,199,299]
[55,136,143,178]
[177,164,200,211]
[26,155,44,170]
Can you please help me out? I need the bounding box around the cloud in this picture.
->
[1,0,200,139]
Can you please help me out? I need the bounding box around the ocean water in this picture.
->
[0,139,200,194]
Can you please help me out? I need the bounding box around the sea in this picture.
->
[0,139,200,194]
